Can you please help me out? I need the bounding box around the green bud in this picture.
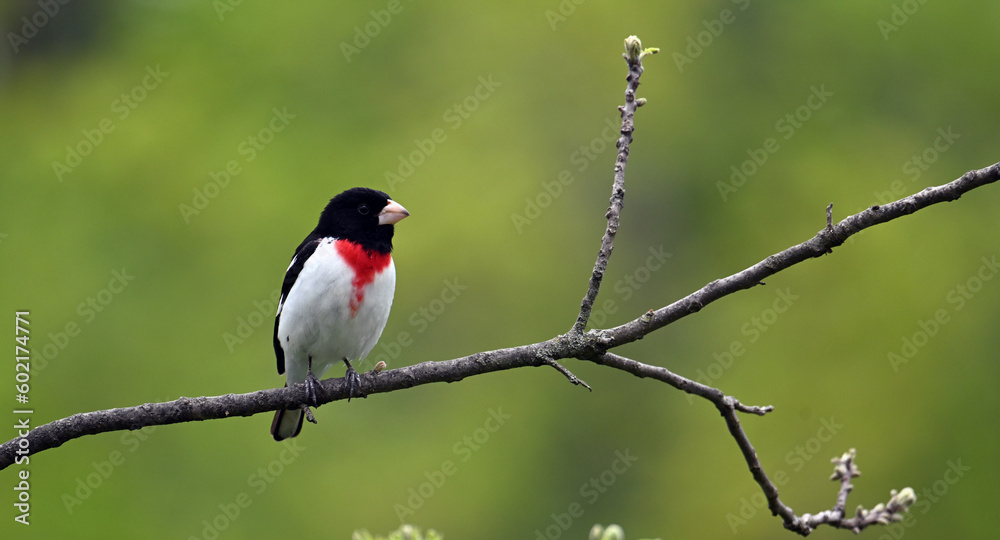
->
[624,35,643,62]
[889,487,917,511]
[601,524,625,540]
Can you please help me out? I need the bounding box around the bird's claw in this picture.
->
[304,369,321,408]
[344,360,366,402]
[301,404,317,424]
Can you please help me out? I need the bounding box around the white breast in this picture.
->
[276,238,396,385]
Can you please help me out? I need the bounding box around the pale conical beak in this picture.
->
[378,199,409,225]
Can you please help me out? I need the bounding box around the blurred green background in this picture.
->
[1,1,998,538]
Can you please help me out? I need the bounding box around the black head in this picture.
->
[313,187,408,253]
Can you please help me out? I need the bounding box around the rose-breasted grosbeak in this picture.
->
[271,188,409,440]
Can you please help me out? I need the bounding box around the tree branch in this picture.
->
[602,161,1000,349]
[572,36,656,334]
[5,35,998,536]
[795,450,917,534]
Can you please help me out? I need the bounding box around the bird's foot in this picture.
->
[301,404,317,425]
[304,369,321,408]
[344,359,366,402]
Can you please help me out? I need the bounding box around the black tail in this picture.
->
[271,408,304,441]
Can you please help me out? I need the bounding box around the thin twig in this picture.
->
[794,450,917,535]
[593,352,919,537]
[541,357,592,390]
[572,36,654,334]
[592,351,795,528]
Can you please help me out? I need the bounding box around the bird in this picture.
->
[270,187,409,440]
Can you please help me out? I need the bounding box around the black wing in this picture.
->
[273,236,322,374]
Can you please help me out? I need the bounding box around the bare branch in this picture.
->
[603,161,1000,349]
[541,356,592,390]
[573,36,657,334]
[793,450,917,535]
[592,352,795,528]
[0,343,554,469]
[592,351,921,536]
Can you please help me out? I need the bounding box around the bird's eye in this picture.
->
[358,204,370,215]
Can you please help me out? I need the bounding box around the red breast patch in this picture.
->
[335,240,392,317]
